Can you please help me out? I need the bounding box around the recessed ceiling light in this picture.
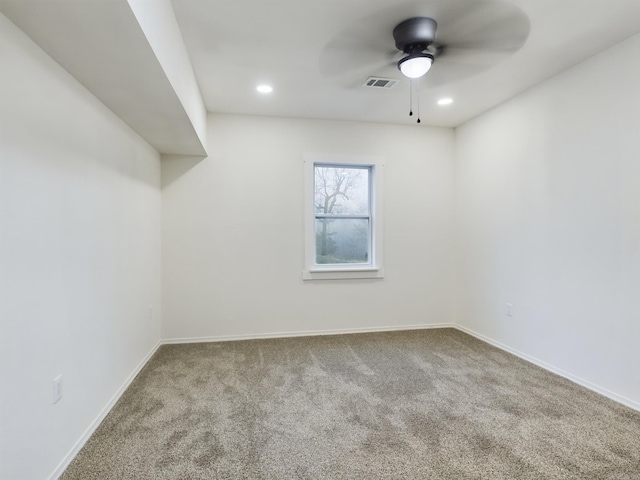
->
[256,85,273,94]
[437,97,453,106]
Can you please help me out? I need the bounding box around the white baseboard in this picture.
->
[48,341,161,480]
[454,324,640,413]
[162,323,456,345]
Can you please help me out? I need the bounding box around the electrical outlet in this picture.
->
[53,375,63,404]
[506,303,514,317]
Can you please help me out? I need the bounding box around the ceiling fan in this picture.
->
[319,0,530,121]
[393,16,439,79]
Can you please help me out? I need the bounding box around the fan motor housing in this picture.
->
[393,17,438,53]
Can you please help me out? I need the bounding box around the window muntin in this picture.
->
[314,165,372,266]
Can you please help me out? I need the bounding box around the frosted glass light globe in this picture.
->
[398,55,433,79]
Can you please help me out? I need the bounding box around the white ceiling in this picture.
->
[3,0,640,139]
[172,0,640,127]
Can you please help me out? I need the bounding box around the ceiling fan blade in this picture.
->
[436,1,530,52]
[319,23,399,77]
[423,47,512,87]
[319,47,397,79]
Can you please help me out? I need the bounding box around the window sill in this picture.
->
[302,267,385,281]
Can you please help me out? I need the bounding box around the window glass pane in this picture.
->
[314,166,369,215]
[315,218,369,264]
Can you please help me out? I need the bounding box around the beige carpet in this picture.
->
[62,328,640,479]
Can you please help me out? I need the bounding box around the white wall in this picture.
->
[162,114,455,340]
[455,33,640,408]
[0,13,162,480]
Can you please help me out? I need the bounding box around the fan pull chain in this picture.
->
[409,79,413,117]
[416,79,421,124]
[408,79,421,124]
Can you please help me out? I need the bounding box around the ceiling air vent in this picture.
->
[363,77,398,89]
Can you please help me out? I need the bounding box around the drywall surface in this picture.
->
[162,113,455,340]
[0,13,162,479]
[455,33,640,407]
[0,0,206,156]
[127,0,207,149]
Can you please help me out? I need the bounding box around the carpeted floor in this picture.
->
[62,328,640,479]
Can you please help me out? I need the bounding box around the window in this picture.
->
[314,165,371,264]
[304,154,384,280]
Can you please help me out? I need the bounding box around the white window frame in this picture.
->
[303,153,384,280]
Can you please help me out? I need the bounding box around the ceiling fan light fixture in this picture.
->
[398,53,434,79]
